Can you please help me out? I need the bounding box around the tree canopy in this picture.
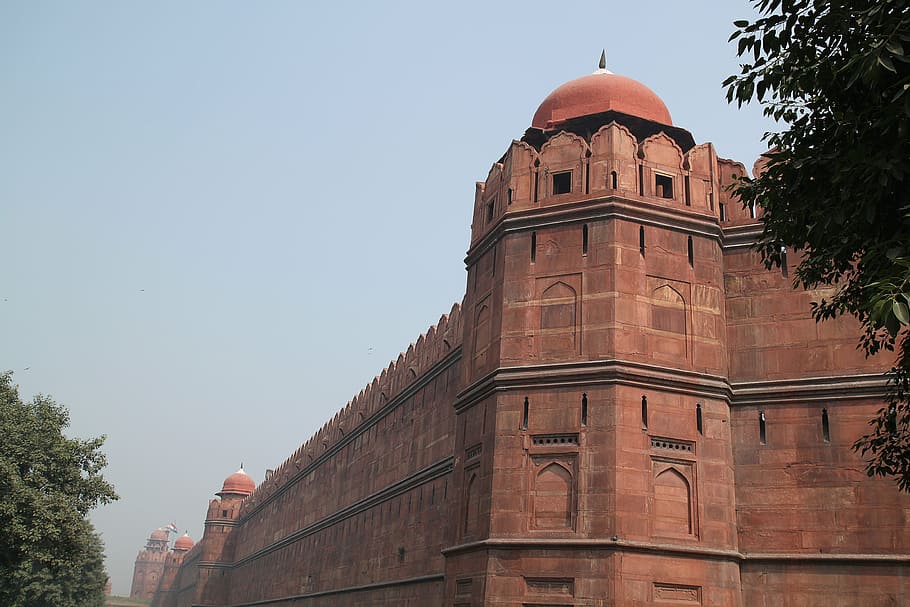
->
[0,371,118,607]
[725,0,910,489]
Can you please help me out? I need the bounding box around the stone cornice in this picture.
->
[729,373,888,406]
[455,360,731,412]
[721,222,763,251]
[454,361,888,412]
[442,537,910,564]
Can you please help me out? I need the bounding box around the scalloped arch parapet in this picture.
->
[589,122,639,194]
[639,132,684,169]
[539,130,591,158]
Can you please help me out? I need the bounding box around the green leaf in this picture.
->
[894,301,910,324]
[734,19,750,28]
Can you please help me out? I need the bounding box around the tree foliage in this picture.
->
[0,371,118,607]
[725,0,910,489]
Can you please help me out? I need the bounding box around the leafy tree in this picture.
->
[0,371,118,606]
[724,1,910,489]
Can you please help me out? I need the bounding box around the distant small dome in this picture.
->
[532,69,672,129]
[150,528,169,541]
[173,533,194,551]
[218,467,255,497]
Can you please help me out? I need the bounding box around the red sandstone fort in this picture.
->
[131,60,909,606]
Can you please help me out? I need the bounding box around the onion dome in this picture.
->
[217,466,255,497]
[532,53,672,129]
[173,533,194,551]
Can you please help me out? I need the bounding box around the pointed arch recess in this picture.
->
[540,280,578,355]
[653,466,694,537]
[533,462,574,530]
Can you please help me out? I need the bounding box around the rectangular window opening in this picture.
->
[582,224,589,256]
[638,164,644,196]
[639,226,646,256]
[655,173,674,199]
[822,408,830,443]
[641,395,648,430]
[507,188,513,205]
[749,202,756,219]
[759,411,767,444]
[486,200,495,223]
[687,235,694,267]
[521,397,529,430]
[552,171,572,195]
[530,231,537,263]
[611,170,618,189]
[581,393,588,427]
[719,203,727,222]
[684,175,691,206]
[696,403,703,435]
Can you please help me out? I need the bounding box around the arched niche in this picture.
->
[540,281,578,356]
[651,284,686,335]
[532,461,575,530]
[652,466,694,537]
[464,471,481,539]
[473,301,491,370]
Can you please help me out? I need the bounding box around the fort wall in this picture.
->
[222,306,462,606]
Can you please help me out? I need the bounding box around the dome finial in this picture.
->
[599,49,606,71]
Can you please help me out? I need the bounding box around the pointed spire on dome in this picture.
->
[594,50,612,75]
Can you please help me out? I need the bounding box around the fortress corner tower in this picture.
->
[448,62,740,606]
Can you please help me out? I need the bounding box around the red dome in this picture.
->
[218,467,255,496]
[173,533,194,551]
[532,71,672,129]
[150,528,169,541]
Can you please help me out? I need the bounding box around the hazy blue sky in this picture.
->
[1,0,771,594]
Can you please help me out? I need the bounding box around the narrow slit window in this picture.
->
[687,235,694,267]
[719,203,726,222]
[638,165,644,196]
[821,408,830,442]
[611,170,618,189]
[749,202,756,219]
[486,200,495,223]
[684,175,691,206]
[639,226,646,256]
[655,173,673,199]
[708,191,714,211]
[582,224,589,256]
[780,246,789,278]
[530,231,537,263]
[521,397,529,430]
[581,393,588,427]
[553,171,572,195]
[759,411,767,444]
[696,403,703,435]
[641,396,648,430]
[507,188,513,205]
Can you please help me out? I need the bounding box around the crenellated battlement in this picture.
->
[241,301,463,509]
